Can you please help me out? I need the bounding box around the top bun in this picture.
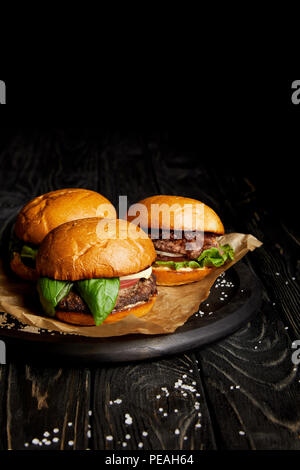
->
[15,188,116,245]
[127,195,224,234]
[36,218,156,280]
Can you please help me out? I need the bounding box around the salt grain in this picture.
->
[125,413,133,425]
[125,434,131,440]
[239,431,245,436]
[138,442,144,448]
[174,429,180,435]
[106,435,113,441]
[142,431,148,437]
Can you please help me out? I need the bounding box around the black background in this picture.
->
[0,77,298,232]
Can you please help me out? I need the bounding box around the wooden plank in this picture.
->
[196,298,300,450]
[147,138,300,450]
[0,365,8,450]
[208,166,300,338]
[92,354,216,450]
[0,130,298,452]
[6,363,91,450]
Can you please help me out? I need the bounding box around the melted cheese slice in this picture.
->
[120,266,152,281]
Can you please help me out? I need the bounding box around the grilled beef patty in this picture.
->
[153,231,219,260]
[57,275,157,315]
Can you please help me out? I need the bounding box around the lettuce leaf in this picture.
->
[155,260,201,270]
[9,234,23,260]
[9,232,38,265]
[197,244,234,267]
[155,244,234,270]
[77,278,120,326]
[37,278,73,317]
[21,244,38,261]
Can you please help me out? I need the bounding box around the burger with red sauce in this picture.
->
[35,218,157,326]
[127,195,234,286]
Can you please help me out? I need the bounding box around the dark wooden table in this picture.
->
[0,130,299,451]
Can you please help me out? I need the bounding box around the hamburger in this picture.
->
[9,188,116,281]
[35,218,157,326]
[127,195,234,286]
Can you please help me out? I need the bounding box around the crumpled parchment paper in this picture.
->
[0,233,262,337]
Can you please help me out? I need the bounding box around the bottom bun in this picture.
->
[152,266,212,286]
[55,294,158,326]
[10,253,38,281]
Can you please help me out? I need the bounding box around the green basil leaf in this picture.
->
[37,278,73,317]
[21,244,38,261]
[197,244,234,268]
[77,278,120,326]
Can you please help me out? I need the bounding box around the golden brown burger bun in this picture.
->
[127,195,224,234]
[152,266,212,286]
[55,294,158,326]
[36,218,156,281]
[10,252,39,281]
[15,188,116,245]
